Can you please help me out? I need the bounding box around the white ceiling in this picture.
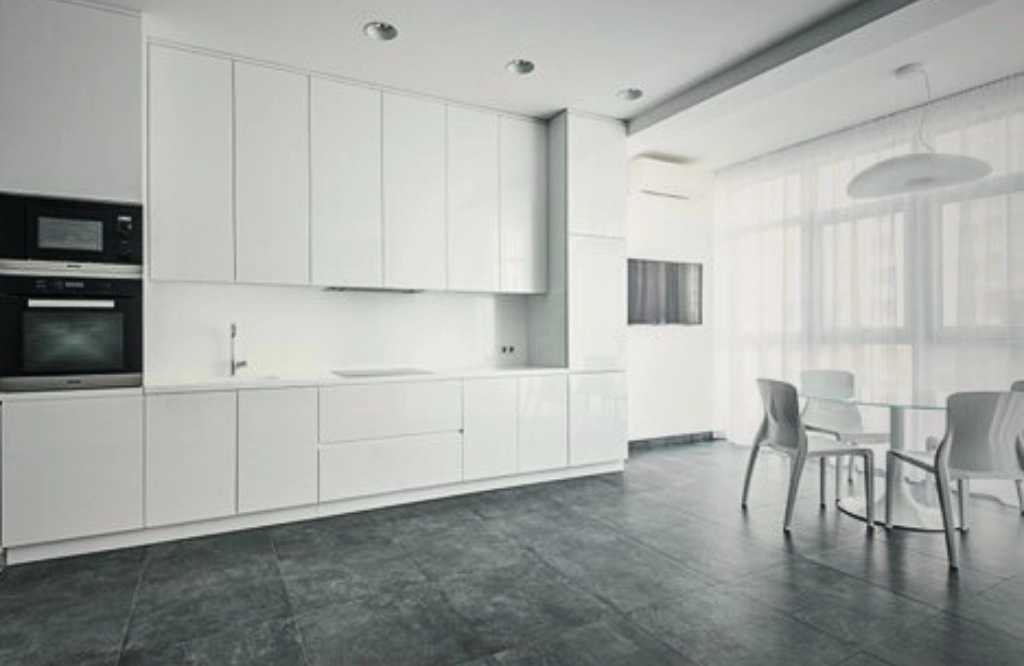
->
[112,0,860,119]
[628,0,1024,168]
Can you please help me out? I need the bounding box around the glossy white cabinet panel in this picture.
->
[310,78,383,288]
[319,432,463,502]
[567,116,627,238]
[0,0,140,201]
[382,93,447,290]
[569,372,627,466]
[235,63,310,285]
[518,374,568,473]
[238,388,318,514]
[148,46,235,282]
[145,392,237,527]
[447,107,500,292]
[463,377,518,480]
[568,235,627,371]
[500,117,548,294]
[319,380,462,443]
[1,396,143,547]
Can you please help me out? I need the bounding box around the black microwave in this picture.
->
[0,192,142,272]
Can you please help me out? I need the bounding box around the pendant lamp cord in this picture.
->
[912,68,935,153]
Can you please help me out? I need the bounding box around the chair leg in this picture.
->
[819,457,827,509]
[741,443,761,509]
[847,454,854,483]
[835,455,843,504]
[1017,480,1024,515]
[784,453,807,533]
[862,451,875,530]
[957,479,970,533]
[885,452,895,530]
[936,468,960,570]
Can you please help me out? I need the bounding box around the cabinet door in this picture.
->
[447,107,499,292]
[463,377,518,480]
[1,395,143,547]
[567,116,627,238]
[319,380,462,443]
[146,392,237,527]
[569,235,627,371]
[310,78,383,288]
[569,372,627,466]
[518,374,568,473]
[235,63,310,285]
[500,117,548,293]
[148,46,234,282]
[382,93,447,290]
[238,388,318,514]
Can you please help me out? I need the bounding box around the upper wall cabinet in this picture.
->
[500,117,548,293]
[0,0,141,202]
[234,63,310,285]
[148,46,235,282]
[567,116,627,238]
[447,107,500,292]
[310,78,383,288]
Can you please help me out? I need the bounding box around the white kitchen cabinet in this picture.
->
[0,0,141,201]
[569,372,628,466]
[447,107,500,292]
[569,235,627,371]
[238,388,318,514]
[500,117,548,293]
[1,395,143,547]
[518,374,568,473]
[310,78,383,288]
[383,93,447,290]
[463,377,518,480]
[567,116,627,238]
[319,432,463,502]
[319,380,462,443]
[145,392,237,527]
[235,63,310,285]
[148,46,235,282]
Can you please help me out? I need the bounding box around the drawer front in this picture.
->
[319,380,462,443]
[318,432,463,502]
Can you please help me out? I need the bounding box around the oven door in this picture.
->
[0,291,142,391]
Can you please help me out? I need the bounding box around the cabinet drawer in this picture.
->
[319,380,461,442]
[318,432,463,502]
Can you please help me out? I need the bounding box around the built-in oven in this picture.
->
[0,192,142,275]
[0,274,142,391]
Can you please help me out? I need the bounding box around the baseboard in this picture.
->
[629,431,724,451]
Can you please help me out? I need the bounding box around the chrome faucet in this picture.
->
[230,322,248,376]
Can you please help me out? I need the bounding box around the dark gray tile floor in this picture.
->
[2,442,1023,666]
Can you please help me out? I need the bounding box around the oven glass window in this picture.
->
[23,311,124,374]
[38,217,105,252]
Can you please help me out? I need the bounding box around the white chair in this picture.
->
[885,392,1024,569]
[1011,380,1024,512]
[801,370,889,497]
[742,378,876,533]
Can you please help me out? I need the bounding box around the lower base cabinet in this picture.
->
[570,372,627,466]
[145,391,238,527]
[1,395,143,547]
[463,378,519,480]
[319,432,463,502]
[518,374,569,473]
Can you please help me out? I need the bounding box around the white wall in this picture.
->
[626,161,715,440]
[145,283,530,382]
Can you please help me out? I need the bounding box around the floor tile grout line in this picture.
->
[114,549,150,660]
[266,528,315,666]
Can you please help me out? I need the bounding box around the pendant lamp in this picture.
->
[847,63,991,200]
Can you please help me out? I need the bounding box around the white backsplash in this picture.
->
[145,282,530,383]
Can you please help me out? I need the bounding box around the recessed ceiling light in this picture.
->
[506,59,535,75]
[617,88,644,101]
[363,21,398,41]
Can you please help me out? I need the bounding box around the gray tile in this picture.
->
[867,613,1024,666]
[627,584,858,666]
[142,530,278,587]
[400,519,539,580]
[947,574,1024,640]
[468,485,567,520]
[296,583,488,666]
[118,617,306,666]
[835,654,897,666]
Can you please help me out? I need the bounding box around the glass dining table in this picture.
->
[802,391,948,532]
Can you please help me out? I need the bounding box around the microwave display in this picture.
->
[38,216,105,253]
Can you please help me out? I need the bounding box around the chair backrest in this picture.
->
[938,392,1024,478]
[1012,380,1024,392]
[800,370,864,434]
[756,378,806,453]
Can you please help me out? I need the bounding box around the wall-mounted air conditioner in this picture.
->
[629,156,709,201]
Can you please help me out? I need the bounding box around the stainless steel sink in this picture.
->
[332,368,434,379]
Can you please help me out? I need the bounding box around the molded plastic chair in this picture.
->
[1011,381,1024,511]
[742,378,876,533]
[801,370,889,494]
[886,392,1024,569]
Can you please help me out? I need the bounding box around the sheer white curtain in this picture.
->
[713,74,1024,502]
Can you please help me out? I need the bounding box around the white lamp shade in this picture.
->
[847,152,991,199]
